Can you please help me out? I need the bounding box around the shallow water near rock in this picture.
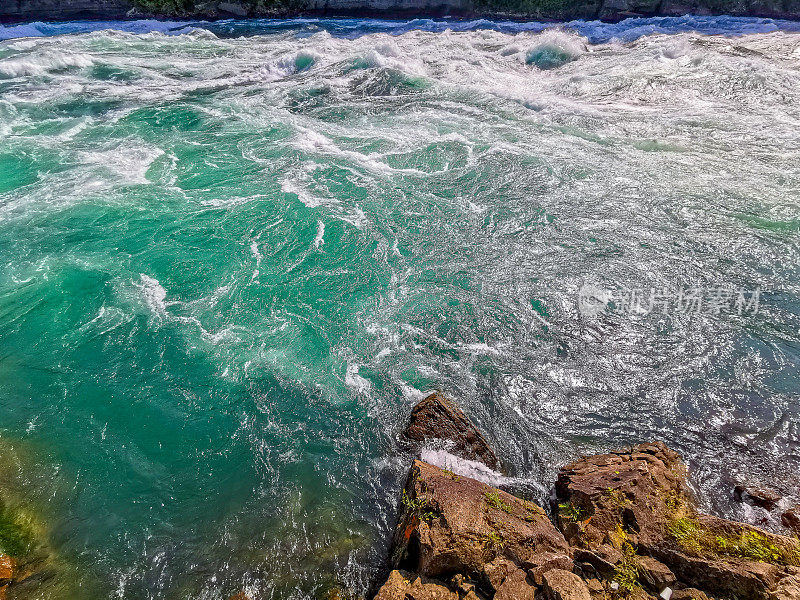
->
[0,15,799,599]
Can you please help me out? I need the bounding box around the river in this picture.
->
[0,15,799,599]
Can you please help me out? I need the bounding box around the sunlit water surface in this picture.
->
[1,15,800,600]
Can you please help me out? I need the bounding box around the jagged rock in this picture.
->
[770,573,800,600]
[555,442,690,549]
[555,442,800,600]
[584,578,604,594]
[374,569,480,600]
[573,546,622,579]
[400,393,501,471]
[541,568,592,600]
[781,505,800,533]
[389,460,570,593]
[655,548,784,599]
[493,568,536,600]
[481,557,517,590]
[528,553,579,586]
[639,556,676,591]
[449,573,479,595]
[735,485,782,511]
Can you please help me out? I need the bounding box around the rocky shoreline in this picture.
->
[371,393,800,600]
[2,0,800,25]
[2,395,799,599]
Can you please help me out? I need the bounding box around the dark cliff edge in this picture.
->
[0,0,133,21]
[2,0,800,25]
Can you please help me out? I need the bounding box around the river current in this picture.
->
[0,15,799,600]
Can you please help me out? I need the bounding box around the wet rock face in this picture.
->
[555,442,800,600]
[388,460,569,594]
[734,485,783,511]
[374,570,483,600]
[541,568,591,600]
[782,506,800,534]
[400,393,502,472]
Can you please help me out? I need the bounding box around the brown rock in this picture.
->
[573,546,622,579]
[660,542,787,598]
[670,589,710,600]
[542,568,592,600]
[493,568,536,600]
[449,573,478,595]
[638,556,676,591]
[389,460,570,591]
[734,485,782,511]
[400,393,501,471]
[781,505,800,533]
[770,573,800,600]
[583,578,605,597]
[555,442,800,600]
[373,570,461,600]
[0,556,12,586]
[481,557,517,590]
[528,553,576,585]
[555,442,689,549]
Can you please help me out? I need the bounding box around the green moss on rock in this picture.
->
[0,498,39,558]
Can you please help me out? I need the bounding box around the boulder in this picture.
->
[573,546,623,579]
[389,460,570,593]
[449,574,480,596]
[555,442,690,548]
[541,568,592,600]
[373,569,482,600]
[654,548,784,599]
[638,556,676,591]
[734,485,782,511]
[493,568,536,600]
[400,393,501,471]
[781,505,800,533]
[554,442,800,600]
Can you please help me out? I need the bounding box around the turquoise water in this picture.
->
[1,16,800,599]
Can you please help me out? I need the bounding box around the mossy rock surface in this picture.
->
[0,498,39,558]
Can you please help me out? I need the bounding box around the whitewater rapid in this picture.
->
[0,16,799,600]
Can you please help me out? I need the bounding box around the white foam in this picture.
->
[420,449,509,487]
[0,51,93,77]
[136,274,169,318]
[281,176,322,208]
[313,220,325,248]
[250,240,263,280]
[345,362,371,394]
[81,144,163,185]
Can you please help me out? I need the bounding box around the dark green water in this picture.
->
[1,17,799,600]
